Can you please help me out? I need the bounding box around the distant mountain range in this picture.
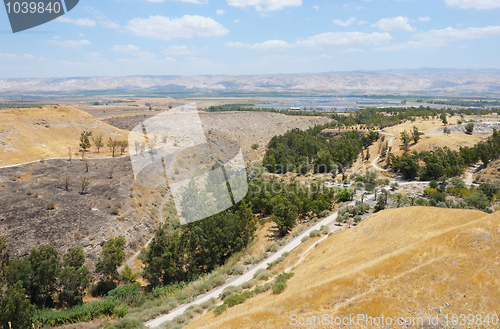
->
[1,68,500,95]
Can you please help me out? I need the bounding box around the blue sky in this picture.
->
[1,0,500,78]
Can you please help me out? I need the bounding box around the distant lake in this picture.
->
[252,96,405,111]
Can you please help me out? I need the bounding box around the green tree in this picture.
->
[142,226,179,287]
[465,122,475,135]
[27,245,60,307]
[79,130,92,152]
[59,247,91,307]
[96,236,126,282]
[400,131,411,151]
[440,113,448,125]
[465,190,491,212]
[374,194,387,212]
[411,126,423,144]
[0,281,33,329]
[0,237,9,285]
[271,199,298,237]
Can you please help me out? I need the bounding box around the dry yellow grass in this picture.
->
[0,106,128,166]
[186,207,500,329]
[383,117,488,158]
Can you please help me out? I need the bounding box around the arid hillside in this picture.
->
[186,207,500,329]
[0,106,128,166]
[103,111,331,161]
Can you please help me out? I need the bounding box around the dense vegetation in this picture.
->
[142,200,257,287]
[0,235,131,328]
[390,129,500,180]
[142,177,340,287]
[263,125,379,174]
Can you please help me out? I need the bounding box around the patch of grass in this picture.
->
[272,272,294,294]
[46,201,56,210]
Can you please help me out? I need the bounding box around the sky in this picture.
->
[1,0,500,78]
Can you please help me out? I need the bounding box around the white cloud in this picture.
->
[111,44,156,60]
[372,16,415,31]
[57,17,96,26]
[125,15,229,40]
[227,0,302,12]
[379,25,500,51]
[83,7,120,29]
[163,45,199,55]
[226,39,294,50]
[48,39,91,48]
[296,32,392,47]
[332,17,356,27]
[312,5,319,11]
[217,9,226,15]
[418,16,431,22]
[444,0,500,9]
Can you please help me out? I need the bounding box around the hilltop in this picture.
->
[1,69,500,94]
[186,207,500,328]
[0,106,128,166]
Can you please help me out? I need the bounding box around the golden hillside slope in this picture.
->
[187,207,500,328]
[0,106,128,166]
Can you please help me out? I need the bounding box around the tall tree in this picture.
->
[96,236,126,282]
[79,131,92,152]
[0,281,33,329]
[27,245,60,307]
[400,131,411,151]
[411,126,423,144]
[59,247,91,307]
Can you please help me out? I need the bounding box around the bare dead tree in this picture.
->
[68,147,72,162]
[108,164,116,179]
[107,138,119,157]
[83,158,89,172]
[58,174,72,191]
[80,174,90,194]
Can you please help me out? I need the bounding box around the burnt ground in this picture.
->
[0,157,158,269]
[103,111,331,161]
[0,111,328,269]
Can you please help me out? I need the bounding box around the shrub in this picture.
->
[243,257,256,265]
[227,265,246,276]
[199,298,217,309]
[46,201,56,210]
[221,286,240,300]
[241,279,258,289]
[319,209,331,217]
[253,269,270,281]
[251,143,259,150]
[320,225,329,235]
[32,297,121,327]
[309,230,321,238]
[224,291,254,308]
[265,243,279,252]
[102,318,146,328]
[108,283,146,308]
[213,304,227,316]
[301,236,310,243]
[89,280,117,297]
[272,272,294,294]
